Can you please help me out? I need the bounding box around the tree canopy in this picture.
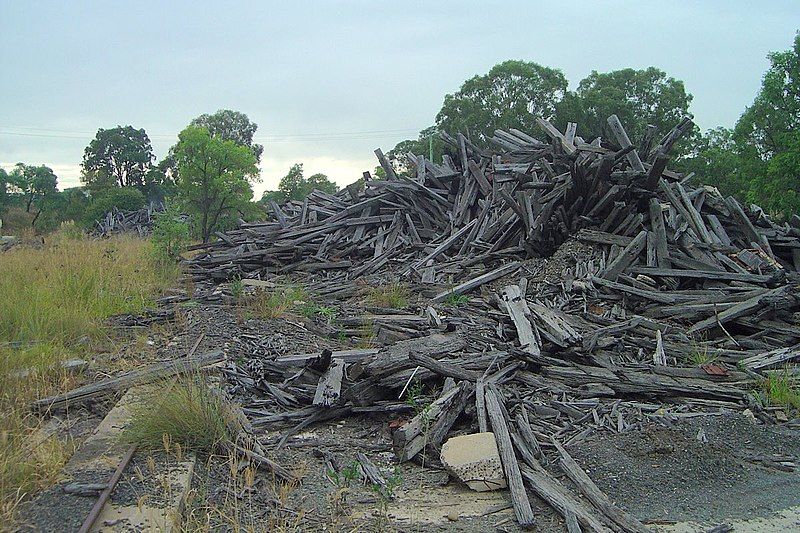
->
[435,60,568,145]
[392,63,694,170]
[555,67,695,151]
[7,163,59,227]
[173,126,259,242]
[734,33,800,159]
[189,109,264,164]
[82,126,155,188]
[0,168,8,212]
[683,32,800,217]
[261,163,339,204]
[8,163,58,213]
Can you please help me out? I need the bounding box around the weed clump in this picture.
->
[758,369,800,411]
[123,379,230,454]
[365,282,410,308]
[443,293,470,307]
[243,285,309,319]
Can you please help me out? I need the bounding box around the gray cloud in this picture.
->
[1,1,798,194]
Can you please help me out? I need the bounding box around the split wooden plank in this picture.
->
[501,285,541,356]
[631,266,774,284]
[519,465,612,533]
[34,350,225,412]
[431,262,521,303]
[313,358,345,407]
[648,199,670,268]
[687,286,793,335]
[374,148,398,181]
[537,117,576,155]
[607,115,644,172]
[485,387,536,529]
[599,230,648,281]
[408,350,481,381]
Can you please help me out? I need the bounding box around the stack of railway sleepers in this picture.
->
[182,114,800,530]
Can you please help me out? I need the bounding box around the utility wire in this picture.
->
[0,125,421,143]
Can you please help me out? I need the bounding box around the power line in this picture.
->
[0,125,422,143]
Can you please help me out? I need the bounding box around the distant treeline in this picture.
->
[2,30,798,237]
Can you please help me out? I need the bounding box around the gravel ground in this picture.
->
[569,412,800,524]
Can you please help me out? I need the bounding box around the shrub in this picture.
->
[150,206,190,262]
[123,378,230,453]
[81,187,146,228]
[365,282,410,308]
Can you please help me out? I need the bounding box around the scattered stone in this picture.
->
[440,432,507,492]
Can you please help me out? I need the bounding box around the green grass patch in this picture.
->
[685,345,716,366]
[443,293,470,307]
[243,285,310,319]
[0,233,178,345]
[759,368,800,411]
[298,302,337,320]
[122,378,230,454]
[365,282,410,309]
[0,232,179,524]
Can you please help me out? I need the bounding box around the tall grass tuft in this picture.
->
[122,379,230,454]
[365,282,410,309]
[0,232,179,525]
[0,233,178,345]
[759,368,800,411]
[243,286,309,319]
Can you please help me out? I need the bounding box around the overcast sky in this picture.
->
[1,1,798,196]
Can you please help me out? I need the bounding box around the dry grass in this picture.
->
[242,286,309,319]
[0,232,179,525]
[180,454,307,532]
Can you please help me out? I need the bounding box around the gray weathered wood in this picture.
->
[485,387,536,529]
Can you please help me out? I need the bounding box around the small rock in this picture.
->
[776,410,788,422]
[440,432,507,492]
[696,428,707,443]
[447,512,459,522]
[742,409,757,423]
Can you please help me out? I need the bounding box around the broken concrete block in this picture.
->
[440,432,507,492]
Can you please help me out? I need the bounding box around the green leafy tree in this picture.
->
[683,32,800,217]
[435,60,568,145]
[734,32,800,158]
[151,206,190,262]
[0,168,8,213]
[555,67,695,151]
[681,128,752,199]
[173,126,258,242]
[189,109,264,164]
[61,187,91,223]
[750,130,800,216]
[81,187,147,228]
[7,163,58,227]
[261,164,339,203]
[82,126,155,188]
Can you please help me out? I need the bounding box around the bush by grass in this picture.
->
[365,282,410,309]
[122,379,230,454]
[759,369,800,411]
[243,286,309,319]
[0,231,179,524]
